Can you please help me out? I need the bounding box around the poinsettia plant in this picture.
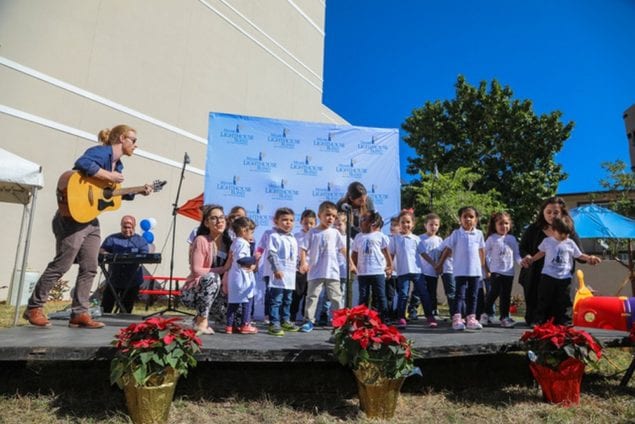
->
[519,319,603,370]
[110,316,202,388]
[332,305,415,380]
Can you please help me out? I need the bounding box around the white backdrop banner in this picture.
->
[205,112,401,236]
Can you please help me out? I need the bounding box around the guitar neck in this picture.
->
[112,186,147,197]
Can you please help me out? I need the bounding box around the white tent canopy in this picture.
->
[0,148,43,203]
[0,148,44,326]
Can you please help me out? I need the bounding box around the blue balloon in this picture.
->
[140,219,151,231]
[142,231,154,243]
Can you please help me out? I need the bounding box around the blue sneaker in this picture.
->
[300,321,314,333]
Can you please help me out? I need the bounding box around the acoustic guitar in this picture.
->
[57,171,166,223]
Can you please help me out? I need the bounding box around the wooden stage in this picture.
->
[0,314,628,363]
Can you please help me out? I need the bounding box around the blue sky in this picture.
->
[323,0,634,194]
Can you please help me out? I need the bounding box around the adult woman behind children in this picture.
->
[181,204,231,334]
[518,196,582,326]
[336,181,375,238]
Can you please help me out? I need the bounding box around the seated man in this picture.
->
[100,215,148,313]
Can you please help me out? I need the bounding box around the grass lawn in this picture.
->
[0,301,633,423]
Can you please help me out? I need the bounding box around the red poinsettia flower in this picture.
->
[332,308,350,329]
[331,305,416,379]
[519,319,603,368]
[111,316,202,388]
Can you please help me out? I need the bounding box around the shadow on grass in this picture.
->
[1,354,631,421]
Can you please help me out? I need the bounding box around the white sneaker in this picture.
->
[500,317,517,328]
[466,314,483,330]
[479,313,490,325]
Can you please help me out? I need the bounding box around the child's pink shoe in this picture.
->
[466,314,483,330]
[452,314,465,331]
[239,323,258,334]
[426,316,438,328]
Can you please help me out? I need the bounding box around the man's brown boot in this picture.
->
[23,307,51,327]
[68,312,105,329]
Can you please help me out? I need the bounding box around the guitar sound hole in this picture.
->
[103,188,113,199]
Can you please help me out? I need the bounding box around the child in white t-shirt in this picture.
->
[389,210,434,329]
[298,201,354,332]
[352,211,392,320]
[526,216,600,324]
[266,207,299,336]
[482,211,522,327]
[291,209,316,322]
[437,206,486,331]
[418,213,443,321]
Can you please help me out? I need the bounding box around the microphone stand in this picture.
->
[147,152,193,317]
[345,207,353,308]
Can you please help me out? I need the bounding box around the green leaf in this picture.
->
[133,366,147,386]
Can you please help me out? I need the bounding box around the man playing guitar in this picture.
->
[23,124,154,329]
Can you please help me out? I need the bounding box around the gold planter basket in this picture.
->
[353,362,405,419]
[122,368,179,424]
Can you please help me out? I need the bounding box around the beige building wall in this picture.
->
[0,0,346,300]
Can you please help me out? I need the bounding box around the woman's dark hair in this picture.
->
[346,181,367,200]
[197,204,224,236]
[535,196,569,229]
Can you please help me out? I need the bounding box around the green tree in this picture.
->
[599,160,635,217]
[402,76,574,231]
[401,167,506,236]
[598,160,635,262]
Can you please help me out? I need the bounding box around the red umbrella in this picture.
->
[177,193,203,221]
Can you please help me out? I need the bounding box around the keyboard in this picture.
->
[98,252,162,265]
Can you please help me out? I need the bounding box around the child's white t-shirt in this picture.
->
[444,227,485,277]
[538,237,582,279]
[267,230,298,290]
[352,231,390,276]
[418,234,442,277]
[485,233,522,276]
[227,237,255,303]
[302,226,345,281]
[389,233,422,276]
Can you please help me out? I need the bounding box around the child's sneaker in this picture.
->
[268,324,284,337]
[300,321,314,333]
[451,314,465,331]
[426,316,438,328]
[224,326,233,334]
[317,312,330,326]
[500,317,517,328]
[238,323,258,334]
[480,313,492,326]
[396,318,407,329]
[281,321,299,332]
[466,314,483,330]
